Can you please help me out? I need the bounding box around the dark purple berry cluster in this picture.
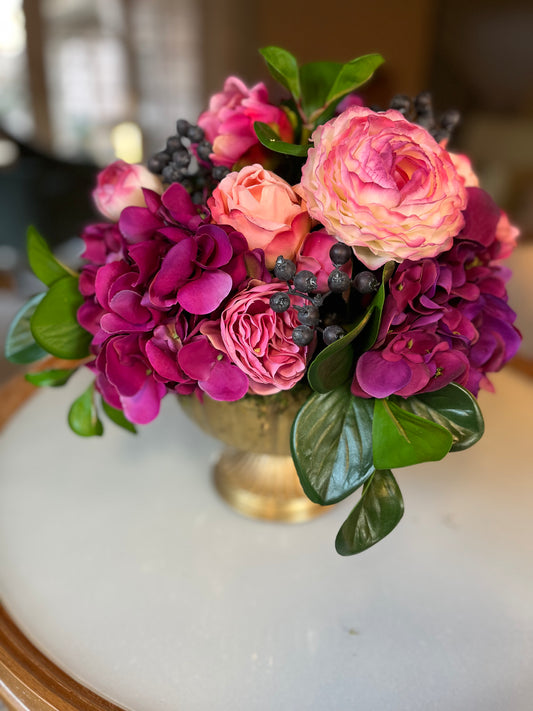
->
[147,119,230,203]
[389,92,460,144]
[269,243,380,348]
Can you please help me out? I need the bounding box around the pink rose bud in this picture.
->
[197,76,293,168]
[300,106,468,269]
[208,164,311,269]
[93,160,164,222]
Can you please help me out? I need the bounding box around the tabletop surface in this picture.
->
[1,368,533,711]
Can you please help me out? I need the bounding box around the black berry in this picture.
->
[273,257,296,282]
[147,151,170,173]
[196,141,212,162]
[176,119,191,136]
[353,271,379,294]
[172,148,191,168]
[323,325,345,345]
[296,304,320,327]
[162,164,184,183]
[269,292,291,313]
[212,165,230,181]
[166,135,183,153]
[329,242,352,266]
[328,269,351,293]
[390,94,411,115]
[292,325,314,347]
[293,270,318,293]
[187,125,205,143]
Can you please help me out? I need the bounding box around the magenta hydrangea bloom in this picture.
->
[90,334,167,425]
[78,182,270,421]
[352,187,521,399]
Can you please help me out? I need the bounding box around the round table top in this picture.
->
[1,368,533,711]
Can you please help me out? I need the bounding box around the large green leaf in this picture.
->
[101,399,137,434]
[68,382,103,437]
[25,367,77,387]
[4,293,48,363]
[259,46,301,100]
[393,383,484,452]
[254,121,309,156]
[27,225,76,286]
[325,53,384,106]
[31,275,91,359]
[373,398,453,469]
[335,469,404,555]
[299,61,342,118]
[291,386,375,505]
[307,261,395,393]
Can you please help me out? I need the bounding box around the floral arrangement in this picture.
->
[6,47,521,555]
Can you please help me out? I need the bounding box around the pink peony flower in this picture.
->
[197,76,293,168]
[208,164,312,269]
[93,160,163,222]
[201,282,314,395]
[299,106,467,269]
[295,230,352,292]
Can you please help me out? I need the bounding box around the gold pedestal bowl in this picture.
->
[180,387,326,523]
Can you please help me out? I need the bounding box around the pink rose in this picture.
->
[93,160,163,222]
[295,230,352,292]
[449,152,480,188]
[201,282,314,395]
[208,164,312,269]
[299,106,467,269]
[197,76,293,168]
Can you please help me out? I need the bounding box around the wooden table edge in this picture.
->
[0,604,127,711]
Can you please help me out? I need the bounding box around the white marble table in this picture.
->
[1,368,532,711]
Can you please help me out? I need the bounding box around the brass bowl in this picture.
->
[179,387,327,523]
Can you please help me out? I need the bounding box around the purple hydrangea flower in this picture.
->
[352,187,521,399]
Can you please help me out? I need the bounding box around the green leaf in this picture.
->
[291,386,375,505]
[4,293,48,363]
[307,261,395,393]
[357,261,395,353]
[68,383,103,437]
[325,53,385,106]
[27,225,76,286]
[299,61,342,118]
[335,469,404,555]
[393,383,484,452]
[254,121,310,156]
[102,399,137,434]
[259,46,301,100]
[31,276,91,359]
[373,398,453,469]
[25,368,77,387]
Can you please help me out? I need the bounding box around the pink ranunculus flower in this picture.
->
[295,230,352,292]
[201,282,314,395]
[495,211,520,260]
[197,76,293,168]
[93,160,164,222]
[208,164,312,269]
[299,106,468,269]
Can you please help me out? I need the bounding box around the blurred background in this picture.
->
[1,0,532,382]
